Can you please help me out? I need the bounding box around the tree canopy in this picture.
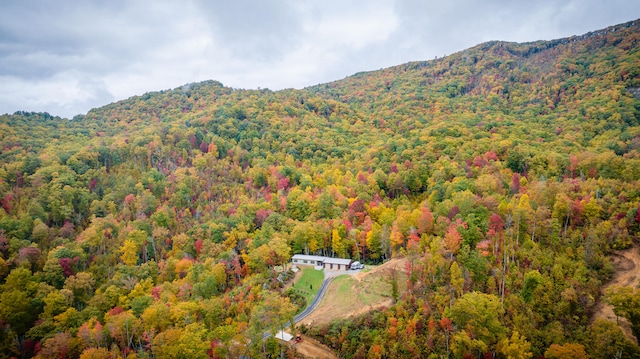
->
[1,19,640,358]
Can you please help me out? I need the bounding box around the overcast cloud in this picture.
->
[0,0,638,118]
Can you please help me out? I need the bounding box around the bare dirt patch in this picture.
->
[301,258,409,326]
[293,334,339,359]
[592,246,640,343]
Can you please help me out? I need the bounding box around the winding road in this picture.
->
[261,276,333,340]
[294,277,333,323]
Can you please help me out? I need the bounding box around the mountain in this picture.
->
[1,19,640,358]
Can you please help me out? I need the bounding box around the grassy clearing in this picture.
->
[358,276,388,305]
[334,275,355,298]
[302,258,410,325]
[359,270,408,305]
[291,267,324,309]
[319,271,407,309]
[336,276,353,293]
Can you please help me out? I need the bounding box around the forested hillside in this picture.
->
[1,19,640,358]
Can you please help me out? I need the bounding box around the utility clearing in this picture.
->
[302,258,409,326]
[593,246,640,343]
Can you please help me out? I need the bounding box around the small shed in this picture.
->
[275,330,294,342]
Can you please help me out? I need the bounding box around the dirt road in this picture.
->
[293,335,339,359]
[592,246,640,343]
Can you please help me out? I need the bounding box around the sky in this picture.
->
[0,1,639,119]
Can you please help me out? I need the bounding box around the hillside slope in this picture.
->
[0,19,639,358]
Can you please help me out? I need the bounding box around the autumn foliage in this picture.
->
[0,19,640,358]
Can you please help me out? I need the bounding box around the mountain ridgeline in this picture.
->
[1,19,640,358]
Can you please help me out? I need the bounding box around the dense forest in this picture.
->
[1,19,640,358]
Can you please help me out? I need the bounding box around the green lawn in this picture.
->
[334,275,354,297]
[291,267,324,309]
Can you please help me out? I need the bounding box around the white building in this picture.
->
[291,254,355,270]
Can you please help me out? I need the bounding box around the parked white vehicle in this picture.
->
[350,261,364,270]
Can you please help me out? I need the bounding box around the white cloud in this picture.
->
[308,4,399,49]
[0,71,113,117]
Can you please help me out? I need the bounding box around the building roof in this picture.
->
[322,257,353,265]
[291,254,325,262]
[275,330,293,342]
[291,254,353,265]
